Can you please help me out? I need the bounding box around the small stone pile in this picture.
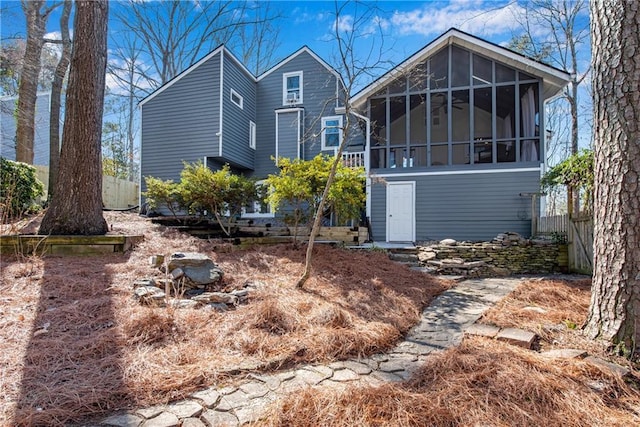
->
[133,252,254,310]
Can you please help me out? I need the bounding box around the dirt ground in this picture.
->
[0,212,450,426]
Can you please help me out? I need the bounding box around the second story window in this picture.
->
[321,116,343,150]
[283,71,303,105]
[230,89,243,109]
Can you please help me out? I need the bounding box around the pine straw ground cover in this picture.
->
[261,278,640,427]
[0,212,449,426]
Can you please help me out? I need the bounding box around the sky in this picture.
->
[1,0,591,88]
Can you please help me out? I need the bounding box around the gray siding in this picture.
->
[254,51,341,178]
[221,51,256,169]
[1,94,52,165]
[276,110,300,160]
[141,52,221,189]
[371,169,540,241]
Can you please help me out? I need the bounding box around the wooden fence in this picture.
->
[537,213,569,235]
[535,213,593,274]
[35,166,138,209]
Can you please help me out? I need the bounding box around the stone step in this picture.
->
[389,253,419,263]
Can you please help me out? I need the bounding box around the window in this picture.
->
[321,116,343,150]
[283,71,303,105]
[230,89,243,109]
[243,181,273,218]
[249,121,256,150]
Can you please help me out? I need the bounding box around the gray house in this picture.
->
[0,92,52,165]
[140,44,350,218]
[140,28,570,241]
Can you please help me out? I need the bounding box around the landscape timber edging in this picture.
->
[0,234,144,256]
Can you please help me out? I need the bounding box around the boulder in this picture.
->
[167,252,224,286]
[440,238,457,246]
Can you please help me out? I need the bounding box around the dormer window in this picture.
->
[283,71,303,105]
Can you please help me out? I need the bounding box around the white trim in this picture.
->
[297,110,302,159]
[276,107,304,114]
[321,115,343,151]
[242,180,275,218]
[249,120,256,150]
[275,109,304,164]
[275,112,279,164]
[218,52,224,157]
[375,167,541,178]
[386,181,416,243]
[257,46,341,82]
[350,28,571,108]
[230,88,243,109]
[282,71,303,105]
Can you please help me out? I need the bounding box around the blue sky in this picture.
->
[2,0,590,87]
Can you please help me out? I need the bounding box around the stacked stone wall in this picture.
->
[418,235,569,277]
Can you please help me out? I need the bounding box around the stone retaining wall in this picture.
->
[418,234,568,277]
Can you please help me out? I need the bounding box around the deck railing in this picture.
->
[342,151,366,168]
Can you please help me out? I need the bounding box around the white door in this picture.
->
[387,182,415,242]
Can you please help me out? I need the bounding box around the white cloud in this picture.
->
[336,14,353,32]
[389,1,529,38]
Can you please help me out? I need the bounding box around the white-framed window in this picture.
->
[230,88,243,109]
[242,180,274,218]
[321,116,343,150]
[282,71,303,105]
[249,121,256,150]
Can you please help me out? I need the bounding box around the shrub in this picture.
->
[0,157,44,222]
[178,162,256,236]
[142,176,181,217]
[265,155,365,242]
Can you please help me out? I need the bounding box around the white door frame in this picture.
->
[386,181,415,242]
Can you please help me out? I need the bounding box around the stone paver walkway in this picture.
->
[96,277,521,427]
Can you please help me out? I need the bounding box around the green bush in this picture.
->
[541,149,594,210]
[142,176,181,217]
[0,157,44,221]
[265,155,365,241]
[178,162,256,236]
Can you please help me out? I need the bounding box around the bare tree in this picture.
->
[40,0,109,235]
[48,0,72,199]
[583,1,640,358]
[510,0,590,214]
[115,0,281,91]
[297,1,392,288]
[106,34,148,180]
[232,1,283,75]
[15,0,60,164]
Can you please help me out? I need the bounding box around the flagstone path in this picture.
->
[95,277,521,427]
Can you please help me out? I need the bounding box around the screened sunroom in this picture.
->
[367,44,543,170]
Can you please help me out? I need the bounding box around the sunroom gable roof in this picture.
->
[350,28,571,108]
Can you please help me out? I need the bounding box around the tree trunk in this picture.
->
[297,116,351,289]
[584,0,640,357]
[39,0,109,236]
[15,0,46,164]
[48,0,72,199]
